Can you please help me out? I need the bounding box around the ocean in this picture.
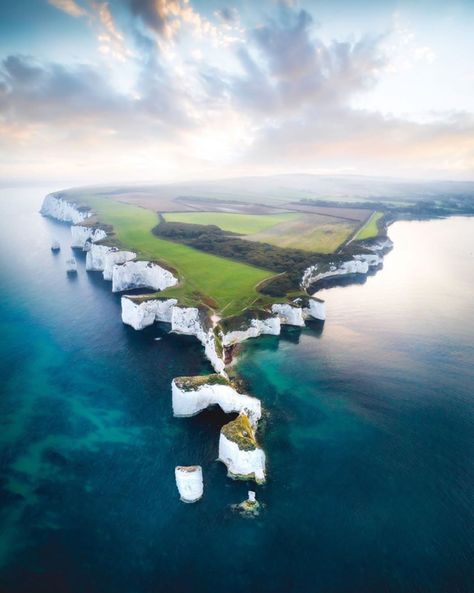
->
[0,188,472,593]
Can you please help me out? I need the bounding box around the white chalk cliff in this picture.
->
[41,194,91,224]
[354,253,383,267]
[172,376,261,426]
[301,258,369,289]
[361,237,394,253]
[221,317,281,347]
[175,466,203,503]
[112,260,178,293]
[121,296,178,330]
[304,298,326,321]
[218,413,266,484]
[171,307,225,374]
[271,303,305,327]
[86,244,137,279]
[71,225,108,249]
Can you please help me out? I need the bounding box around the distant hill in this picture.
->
[65,174,474,209]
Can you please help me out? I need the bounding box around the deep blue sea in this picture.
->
[0,188,473,593]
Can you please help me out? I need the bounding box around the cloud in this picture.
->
[227,9,385,115]
[47,0,87,18]
[215,7,239,24]
[0,55,129,124]
[129,0,242,46]
[93,2,134,61]
[1,2,473,182]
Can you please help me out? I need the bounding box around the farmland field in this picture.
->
[164,211,300,234]
[244,213,358,252]
[354,211,384,240]
[77,196,276,315]
[165,211,358,253]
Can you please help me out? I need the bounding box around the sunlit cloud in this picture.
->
[48,0,87,18]
[1,0,473,183]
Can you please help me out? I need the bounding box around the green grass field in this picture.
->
[165,211,357,253]
[354,211,384,241]
[79,196,276,316]
[164,211,300,234]
[245,214,357,252]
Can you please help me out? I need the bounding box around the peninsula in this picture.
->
[40,177,473,499]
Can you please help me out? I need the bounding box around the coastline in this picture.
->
[40,191,395,500]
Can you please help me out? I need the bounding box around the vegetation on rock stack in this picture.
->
[174,374,229,391]
[221,414,258,451]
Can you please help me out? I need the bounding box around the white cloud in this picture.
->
[48,0,87,18]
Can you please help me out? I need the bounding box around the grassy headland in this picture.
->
[76,195,276,316]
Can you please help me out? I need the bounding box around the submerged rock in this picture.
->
[175,466,203,503]
[231,490,263,518]
[218,413,266,484]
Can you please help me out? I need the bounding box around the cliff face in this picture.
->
[171,306,225,374]
[175,466,203,503]
[40,193,91,224]
[305,298,326,321]
[103,248,137,281]
[301,258,369,289]
[271,303,305,326]
[301,236,393,291]
[112,260,178,293]
[221,317,281,347]
[172,376,261,426]
[120,297,327,371]
[71,225,108,249]
[218,413,266,484]
[121,296,178,330]
[86,244,136,278]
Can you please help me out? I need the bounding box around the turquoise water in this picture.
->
[0,189,473,592]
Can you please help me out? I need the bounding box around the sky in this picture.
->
[0,0,473,186]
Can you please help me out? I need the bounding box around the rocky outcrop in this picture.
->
[360,237,394,254]
[231,491,262,518]
[304,298,326,321]
[172,375,261,426]
[71,225,108,249]
[112,260,177,293]
[171,307,225,374]
[86,244,137,278]
[271,303,305,326]
[221,317,280,347]
[355,253,383,268]
[103,248,137,281]
[65,258,77,274]
[85,244,112,271]
[41,193,91,224]
[121,296,178,330]
[175,466,203,503]
[218,413,266,484]
[301,258,369,289]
